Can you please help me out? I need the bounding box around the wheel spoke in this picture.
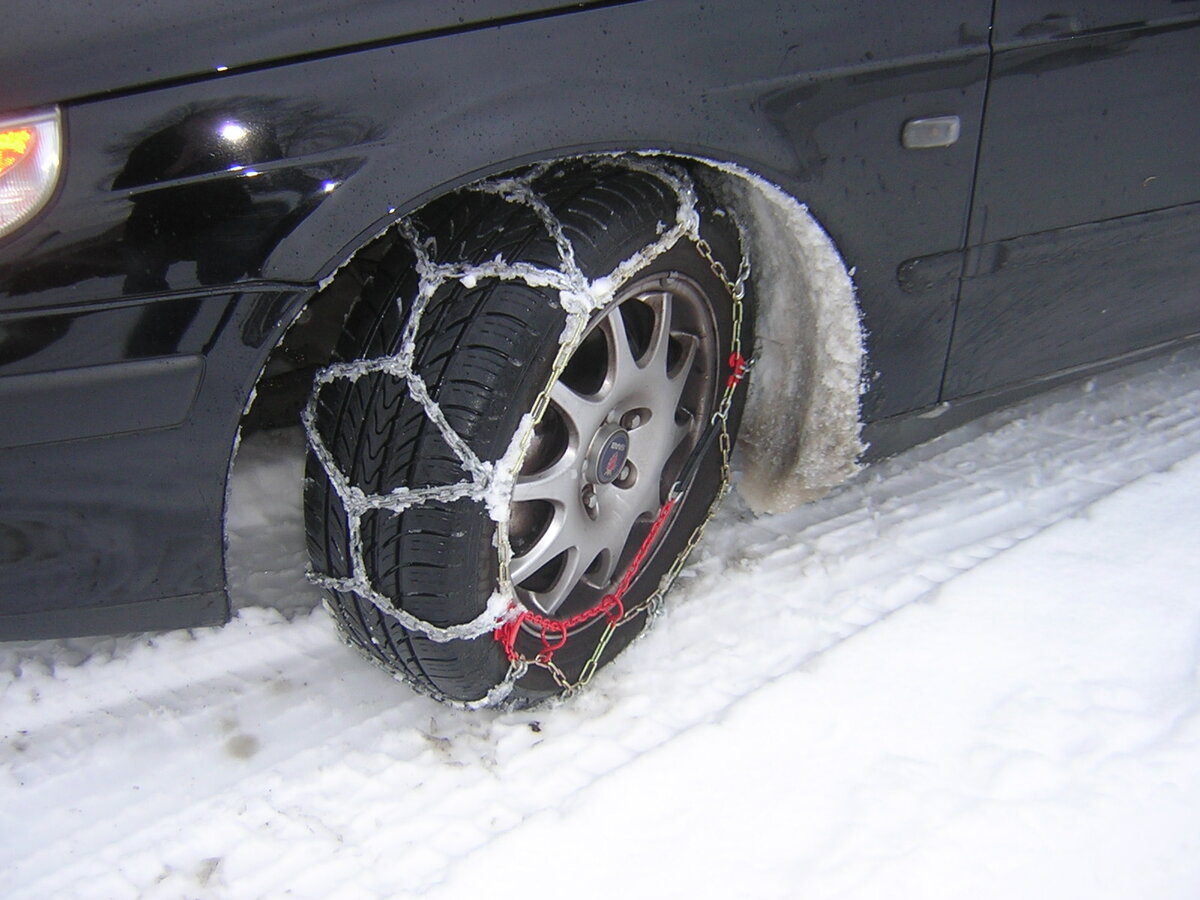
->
[599,487,653,553]
[512,454,578,505]
[602,304,641,398]
[609,462,665,524]
[641,291,674,375]
[549,380,607,439]
[514,534,592,615]
[661,333,699,418]
[589,549,619,586]
[509,509,573,585]
[536,545,594,614]
[672,409,696,455]
[667,331,699,383]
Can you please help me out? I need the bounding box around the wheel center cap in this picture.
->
[588,425,630,485]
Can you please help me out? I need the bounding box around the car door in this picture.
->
[942,0,1200,399]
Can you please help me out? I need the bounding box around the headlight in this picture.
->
[0,108,62,240]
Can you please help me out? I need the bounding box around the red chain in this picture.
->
[494,496,677,663]
[726,352,748,390]
[496,351,746,666]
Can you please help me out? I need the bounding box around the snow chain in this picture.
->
[494,227,751,696]
[304,155,752,707]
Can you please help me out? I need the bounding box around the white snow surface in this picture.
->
[4,343,1200,898]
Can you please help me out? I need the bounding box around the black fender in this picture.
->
[0,0,991,637]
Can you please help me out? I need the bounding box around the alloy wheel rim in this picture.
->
[508,271,718,617]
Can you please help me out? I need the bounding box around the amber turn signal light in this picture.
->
[0,128,35,177]
[0,109,62,240]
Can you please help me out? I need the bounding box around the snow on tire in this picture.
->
[303,158,754,706]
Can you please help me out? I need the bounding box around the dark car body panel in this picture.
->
[0,1,638,110]
[1,0,1197,639]
[0,289,304,636]
[945,4,1200,396]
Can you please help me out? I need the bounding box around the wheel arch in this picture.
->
[237,151,865,521]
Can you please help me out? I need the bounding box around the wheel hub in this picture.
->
[587,424,630,485]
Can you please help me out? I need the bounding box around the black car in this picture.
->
[1,1,1197,705]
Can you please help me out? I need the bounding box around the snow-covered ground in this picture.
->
[3,343,1200,899]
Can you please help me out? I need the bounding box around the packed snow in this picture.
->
[3,342,1200,898]
[712,163,864,513]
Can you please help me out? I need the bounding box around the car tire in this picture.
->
[303,159,752,705]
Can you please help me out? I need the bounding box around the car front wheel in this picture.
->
[304,158,752,706]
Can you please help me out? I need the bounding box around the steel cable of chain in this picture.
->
[302,156,752,706]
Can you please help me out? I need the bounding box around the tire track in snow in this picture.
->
[3,343,1200,897]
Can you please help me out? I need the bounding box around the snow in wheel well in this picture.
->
[696,161,865,513]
